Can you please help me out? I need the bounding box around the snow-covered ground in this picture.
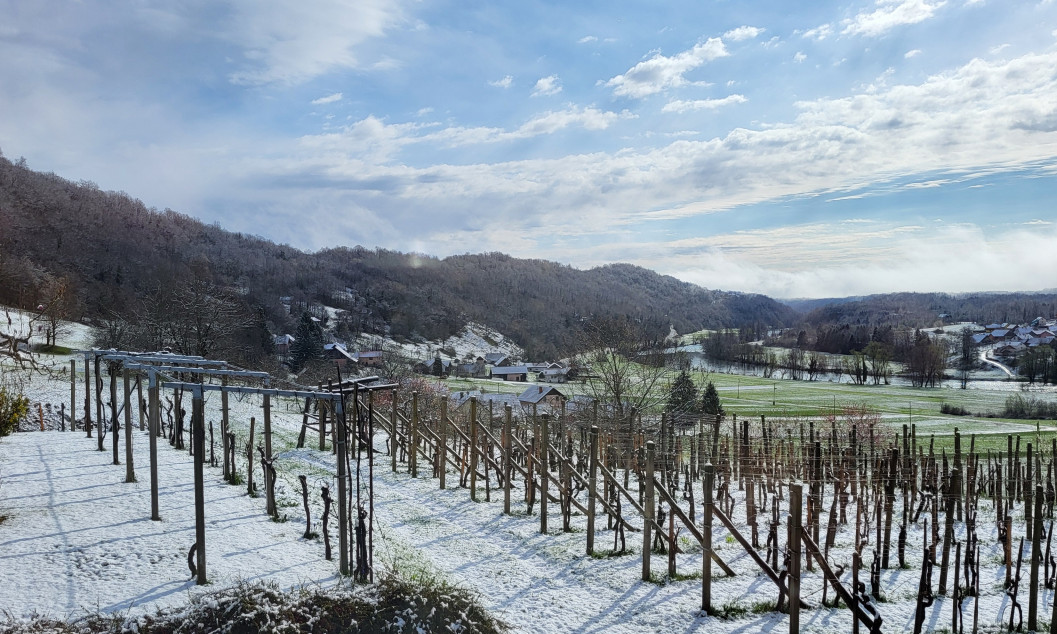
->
[1,311,1052,632]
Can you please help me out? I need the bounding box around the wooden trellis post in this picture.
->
[336,396,350,576]
[642,440,655,582]
[789,482,803,633]
[148,370,161,521]
[191,387,207,585]
[702,461,714,614]
[440,398,448,489]
[70,359,76,432]
[470,397,478,500]
[587,424,598,555]
[123,368,135,482]
[504,405,513,514]
[541,413,550,534]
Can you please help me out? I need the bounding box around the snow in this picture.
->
[1,311,1054,632]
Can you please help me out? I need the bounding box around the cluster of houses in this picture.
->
[273,334,383,368]
[446,384,602,419]
[274,331,579,384]
[413,352,578,383]
[973,318,1056,358]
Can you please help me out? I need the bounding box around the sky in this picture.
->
[2,0,1057,299]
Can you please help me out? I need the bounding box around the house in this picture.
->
[491,365,530,381]
[518,385,567,412]
[990,329,1011,340]
[484,353,511,366]
[995,342,1025,357]
[274,334,295,355]
[324,343,357,367]
[537,367,569,383]
[357,350,383,367]
[971,333,991,346]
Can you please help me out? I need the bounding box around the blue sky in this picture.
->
[2,0,1057,298]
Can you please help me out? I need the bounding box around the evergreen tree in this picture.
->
[701,380,724,417]
[289,311,324,371]
[665,370,699,419]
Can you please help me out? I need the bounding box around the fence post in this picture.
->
[587,424,599,555]
[702,461,714,613]
[504,405,512,514]
[642,440,655,582]
[191,387,207,585]
[789,482,803,633]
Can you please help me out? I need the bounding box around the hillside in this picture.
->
[799,291,1057,329]
[0,154,797,360]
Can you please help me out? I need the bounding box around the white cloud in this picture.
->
[531,75,562,97]
[578,35,598,44]
[842,0,948,38]
[227,0,406,86]
[605,38,728,98]
[723,26,764,42]
[794,52,807,63]
[662,95,747,113]
[311,92,343,105]
[905,49,922,58]
[490,75,514,89]
[802,24,834,41]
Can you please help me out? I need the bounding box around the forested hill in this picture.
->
[798,292,1057,329]
[0,154,797,360]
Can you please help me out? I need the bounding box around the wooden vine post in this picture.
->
[148,370,161,521]
[70,359,76,432]
[504,405,513,514]
[84,355,92,437]
[335,397,350,576]
[1029,484,1043,630]
[110,364,119,464]
[470,397,478,500]
[587,424,599,555]
[440,397,449,489]
[789,482,803,633]
[221,376,229,481]
[540,413,550,533]
[123,368,135,482]
[642,440,655,582]
[391,392,399,474]
[702,461,714,614]
[191,387,207,585]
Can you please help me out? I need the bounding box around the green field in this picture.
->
[441,367,1057,454]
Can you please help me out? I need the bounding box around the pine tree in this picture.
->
[289,311,324,371]
[701,380,723,417]
[665,370,699,419]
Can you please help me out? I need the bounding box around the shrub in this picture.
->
[0,385,29,437]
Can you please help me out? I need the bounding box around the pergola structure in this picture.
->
[74,349,394,583]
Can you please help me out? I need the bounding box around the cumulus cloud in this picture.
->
[490,75,514,89]
[227,0,406,85]
[802,24,834,40]
[531,75,562,96]
[662,94,747,113]
[578,35,598,43]
[905,49,922,58]
[311,92,343,105]
[842,0,948,37]
[605,38,728,98]
[723,26,764,41]
[794,52,807,63]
